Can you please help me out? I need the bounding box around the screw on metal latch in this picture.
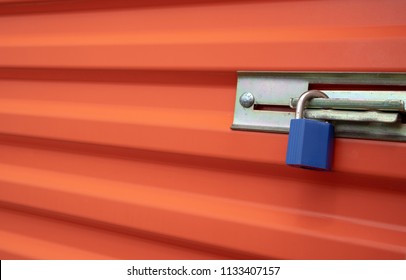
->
[240,92,255,108]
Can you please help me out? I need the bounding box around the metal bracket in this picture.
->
[231,72,406,142]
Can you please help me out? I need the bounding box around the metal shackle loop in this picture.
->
[296,90,329,119]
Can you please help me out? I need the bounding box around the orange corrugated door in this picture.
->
[0,0,405,259]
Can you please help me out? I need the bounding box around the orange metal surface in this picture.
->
[0,0,405,259]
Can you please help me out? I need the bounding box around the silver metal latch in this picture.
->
[231,72,406,142]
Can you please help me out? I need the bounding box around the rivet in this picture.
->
[239,92,255,108]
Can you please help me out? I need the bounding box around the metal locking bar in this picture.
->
[290,98,405,112]
[305,110,399,123]
[231,72,406,142]
[290,98,403,123]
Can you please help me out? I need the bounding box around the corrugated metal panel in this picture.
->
[0,0,405,259]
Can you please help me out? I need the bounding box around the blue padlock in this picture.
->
[286,90,334,171]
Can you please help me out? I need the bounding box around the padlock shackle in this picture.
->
[296,90,329,119]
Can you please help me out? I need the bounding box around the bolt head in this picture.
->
[240,92,255,108]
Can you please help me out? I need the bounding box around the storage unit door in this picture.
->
[0,0,405,259]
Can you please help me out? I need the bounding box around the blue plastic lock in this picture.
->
[286,90,334,171]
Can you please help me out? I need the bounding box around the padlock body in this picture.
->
[286,119,334,171]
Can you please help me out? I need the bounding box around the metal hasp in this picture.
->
[231,72,406,142]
